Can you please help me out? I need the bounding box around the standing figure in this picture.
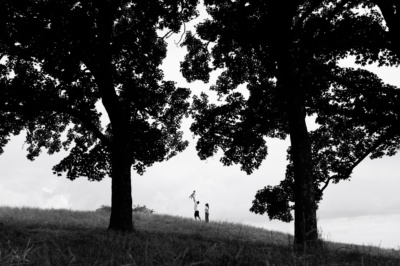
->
[192,196,201,220]
[205,203,210,223]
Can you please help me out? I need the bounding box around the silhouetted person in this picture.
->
[192,196,201,220]
[189,190,196,200]
[205,203,209,223]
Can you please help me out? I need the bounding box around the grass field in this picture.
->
[0,206,399,265]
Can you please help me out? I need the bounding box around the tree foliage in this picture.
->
[0,0,198,231]
[182,0,391,173]
[181,0,400,245]
[251,67,400,222]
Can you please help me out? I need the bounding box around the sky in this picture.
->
[0,4,399,250]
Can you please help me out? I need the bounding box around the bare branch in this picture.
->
[159,30,175,40]
[320,177,333,192]
[174,22,186,46]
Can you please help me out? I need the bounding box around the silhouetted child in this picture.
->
[189,190,196,200]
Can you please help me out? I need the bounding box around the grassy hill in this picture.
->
[0,206,399,265]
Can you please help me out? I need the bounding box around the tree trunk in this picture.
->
[270,4,318,248]
[108,143,133,232]
[277,51,319,249]
[93,49,133,231]
[287,94,318,249]
[97,80,134,231]
[92,6,134,231]
[106,99,133,232]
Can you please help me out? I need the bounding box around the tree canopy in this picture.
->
[0,0,198,231]
[181,0,399,246]
[251,0,400,223]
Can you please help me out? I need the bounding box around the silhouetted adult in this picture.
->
[192,196,201,220]
[205,203,209,223]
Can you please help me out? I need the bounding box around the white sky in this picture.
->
[0,4,399,250]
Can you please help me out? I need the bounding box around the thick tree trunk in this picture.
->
[97,80,134,232]
[108,144,133,232]
[277,50,319,249]
[92,6,134,232]
[287,94,318,249]
[271,4,318,248]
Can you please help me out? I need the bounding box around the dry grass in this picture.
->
[0,206,399,265]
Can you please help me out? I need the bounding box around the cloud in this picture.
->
[318,157,400,220]
[42,194,70,209]
[319,215,400,249]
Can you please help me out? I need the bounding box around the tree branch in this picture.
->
[339,127,398,179]
[57,106,111,147]
[174,22,186,46]
[320,176,333,192]
[0,101,111,148]
[320,126,398,193]
[159,29,175,40]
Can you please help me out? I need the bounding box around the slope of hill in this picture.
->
[0,206,398,265]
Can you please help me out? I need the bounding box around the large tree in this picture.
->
[0,0,198,231]
[251,0,400,225]
[181,0,391,247]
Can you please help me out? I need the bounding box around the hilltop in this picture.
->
[0,206,399,265]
